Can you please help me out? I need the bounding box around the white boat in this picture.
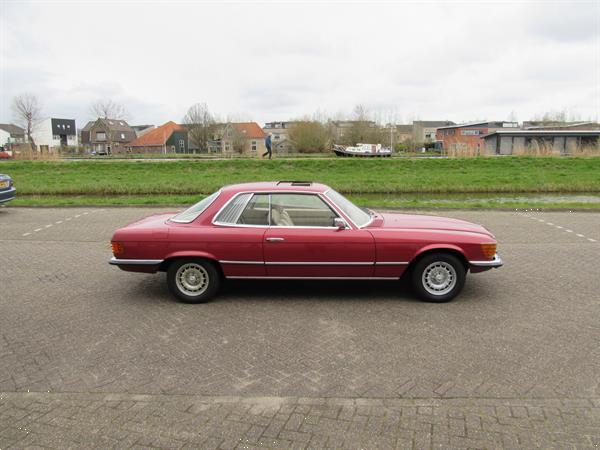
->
[333,143,392,157]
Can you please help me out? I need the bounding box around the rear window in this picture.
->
[170,191,220,223]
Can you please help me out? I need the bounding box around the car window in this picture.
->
[325,189,371,228]
[270,194,338,227]
[170,191,220,223]
[237,194,269,225]
[213,193,252,224]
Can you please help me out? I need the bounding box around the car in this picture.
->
[109,181,502,303]
[0,174,16,204]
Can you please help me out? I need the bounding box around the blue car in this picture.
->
[0,174,16,204]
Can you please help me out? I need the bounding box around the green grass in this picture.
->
[9,194,600,210]
[3,157,600,198]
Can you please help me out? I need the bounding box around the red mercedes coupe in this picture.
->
[109,181,502,303]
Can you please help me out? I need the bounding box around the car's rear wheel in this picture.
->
[411,252,466,302]
[167,258,220,303]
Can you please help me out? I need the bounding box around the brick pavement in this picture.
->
[0,207,599,448]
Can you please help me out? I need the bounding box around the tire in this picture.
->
[411,252,466,303]
[167,258,220,303]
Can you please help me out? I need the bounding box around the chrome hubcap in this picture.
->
[422,262,456,296]
[175,263,209,296]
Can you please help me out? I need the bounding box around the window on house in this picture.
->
[96,132,106,141]
[53,135,60,140]
[251,140,257,152]
[179,139,185,150]
[120,133,125,139]
[274,135,280,139]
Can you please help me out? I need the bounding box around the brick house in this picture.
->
[128,121,188,154]
[435,121,519,154]
[80,118,136,154]
[220,122,266,155]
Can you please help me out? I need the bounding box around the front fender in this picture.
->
[412,244,468,262]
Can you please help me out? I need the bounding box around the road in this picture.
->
[0,207,599,448]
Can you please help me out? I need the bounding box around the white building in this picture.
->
[32,118,78,151]
[0,124,26,148]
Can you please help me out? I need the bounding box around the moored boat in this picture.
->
[333,143,392,157]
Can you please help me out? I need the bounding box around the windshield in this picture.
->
[325,189,371,228]
[170,191,220,223]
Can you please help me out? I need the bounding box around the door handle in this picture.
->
[266,237,285,242]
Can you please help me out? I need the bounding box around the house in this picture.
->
[381,124,413,146]
[31,118,77,151]
[435,121,519,154]
[80,118,136,154]
[412,121,455,144]
[220,122,266,155]
[482,130,600,155]
[522,121,600,131]
[329,120,377,142]
[0,124,26,149]
[263,121,295,144]
[131,125,155,137]
[272,138,294,154]
[128,121,188,154]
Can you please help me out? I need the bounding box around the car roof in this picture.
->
[221,181,330,194]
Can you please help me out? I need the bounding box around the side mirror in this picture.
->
[333,218,348,230]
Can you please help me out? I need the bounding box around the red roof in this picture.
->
[231,122,265,139]
[129,121,185,147]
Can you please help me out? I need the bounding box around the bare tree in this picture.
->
[91,99,128,120]
[12,93,42,150]
[288,120,331,153]
[183,103,217,153]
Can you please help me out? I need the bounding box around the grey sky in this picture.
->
[1,0,598,127]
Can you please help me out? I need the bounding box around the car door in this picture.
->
[263,193,375,278]
[210,192,268,277]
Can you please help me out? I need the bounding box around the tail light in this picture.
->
[111,241,124,256]
[480,243,497,259]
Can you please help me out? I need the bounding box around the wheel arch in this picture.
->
[158,251,224,277]
[408,244,469,273]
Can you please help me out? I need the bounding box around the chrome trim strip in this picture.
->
[0,196,16,203]
[469,254,503,267]
[375,261,409,265]
[227,276,399,280]
[219,260,264,265]
[109,257,163,265]
[265,261,373,266]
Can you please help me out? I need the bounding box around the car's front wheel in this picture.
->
[411,252,466,302]
[167,258,220,303]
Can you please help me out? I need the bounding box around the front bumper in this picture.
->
[469,253,503,268]
[0,187,16,203]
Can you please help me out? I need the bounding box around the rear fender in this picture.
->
[159,250,220,271]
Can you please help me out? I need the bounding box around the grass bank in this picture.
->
[8,193,600,210]
[3,157,600,197]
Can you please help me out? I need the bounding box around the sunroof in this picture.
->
[277,180,312,186]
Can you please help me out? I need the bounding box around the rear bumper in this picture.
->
[469,253,503,268]
[0,187,16,203]
[109,257,164,266]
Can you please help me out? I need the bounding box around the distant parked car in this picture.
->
[0,174,16,204]
[109,181,502,303]
[0,150,13,159]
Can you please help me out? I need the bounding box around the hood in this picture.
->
[373,212,495,238]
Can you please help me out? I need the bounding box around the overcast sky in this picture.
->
[1,0,598,128]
